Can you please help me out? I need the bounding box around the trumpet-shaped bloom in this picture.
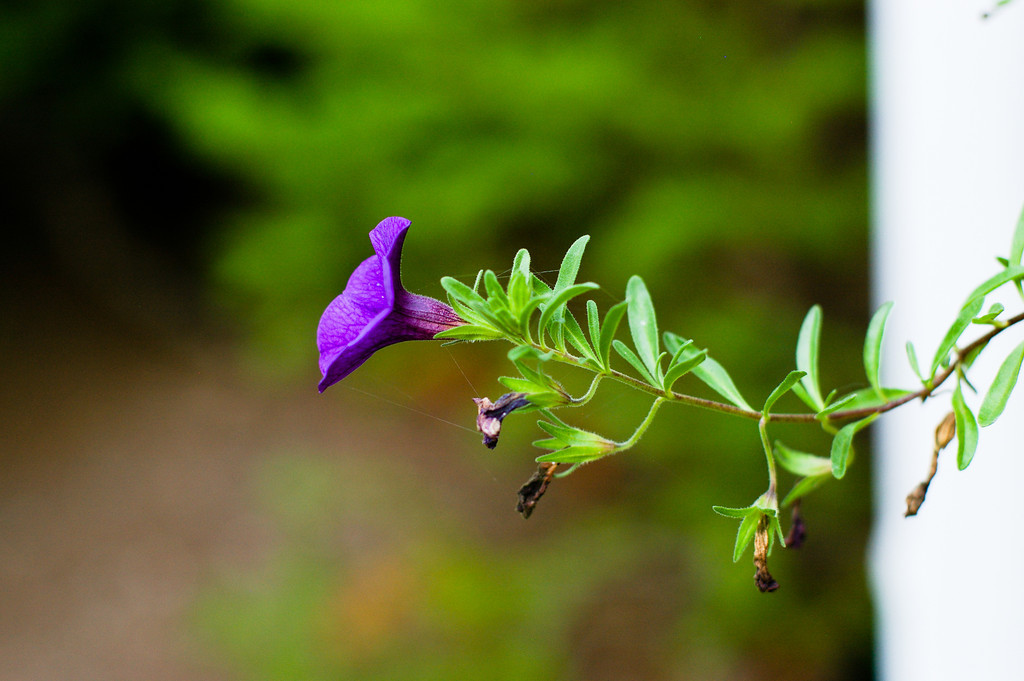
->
[317,217,464,392]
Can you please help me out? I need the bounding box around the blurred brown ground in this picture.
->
[0,270,267,681]
[0,268,542,681]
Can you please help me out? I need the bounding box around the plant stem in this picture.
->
[534,309,1024,424]
[614,397,667,449]
[758,417,778,499]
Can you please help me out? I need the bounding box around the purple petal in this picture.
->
[316,217,463,392]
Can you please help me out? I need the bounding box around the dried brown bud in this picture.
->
[905,412,955,517]
[754,514,779,593]
[473,392,530,449]
[516,463,558,519]
[935,412,956,451]
[904,482,928,517]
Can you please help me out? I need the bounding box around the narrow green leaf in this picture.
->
[508,249,533,313]
[666,337,694,364]
[516,294,548,334]
[712,504,755,519]
[625,276,661,380]
[774,442,831,477]
[781,474,831,507]
[612,340,659,387]
[507,345,556,363]
[554,235,590,293]
[531,275,552,295]
[952,382,979,470]
[663,349,707,393]
[930,297,985,378]
[559,308,600,363]
[483,270,509,307]
[906,341,923,382]
[1010,202,1024,266]
[731,512,759,562]
[972,302,1005,325]
[795,305,824,410]
[597,301,629,372]
[790,383,819,411]
[587,300,601,352]
[863,301,894,399]
[511,248,531,280]
[536,419,583,440]
[441,275,488,307]
[830,413,878,479]
[434,325,505,341]
[534,445,610,464]
[978,340,1024,427]
[439,277,507,332]
[693,358,755,412]
[763,370,807,415]
[826,387,912,412]
[663,332,754,411]
[814,393,858,419]
[962,265,1024,308]
[1011,203,1024,297]
[537,283,600,345]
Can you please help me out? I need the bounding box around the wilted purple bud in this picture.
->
[473,392,531,448]
[317,217,464,392]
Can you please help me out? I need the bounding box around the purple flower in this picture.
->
[317,217,464,392]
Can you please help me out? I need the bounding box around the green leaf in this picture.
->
[972,302,1005,325]
[978,339,1024,427]
[663,349,707,393]
[952,382,979,470]
[1009,202,1024,297]
[533,418,616,464]
[814,392,858,419]
[483,269,509,308]
[559,308,600,364]
[507,249,533,314]
[830,413,878,479]
[906,341,923,382]
[507,345,556,363]
[774,441,831,477]
[962,265,1024,308]
[762,370,807,415]
[781,474,831,507]
[730,511,759,563]
[625,276,661,381]
[531,275,552,296]
[538,282,600,346]
[597,301,629,372]
[663,332,754,411]
[795,305,825,410]
[863,301,894,400]
[554,235,590,293]
[828,386,912,412]
[587,300,601,354]
[712,504,755,519]
[612,340,660,387]
[441,275,488,308]
[930,296,985,378]
[434,324,506,341]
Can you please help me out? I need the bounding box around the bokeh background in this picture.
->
[1,1,872,679]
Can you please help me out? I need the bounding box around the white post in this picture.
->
[870,1,1024,680]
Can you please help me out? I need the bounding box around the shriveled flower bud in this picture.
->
[515,463,558,519]
[473,392,531,449]
[935,411,956,451]
[754,514,780,593]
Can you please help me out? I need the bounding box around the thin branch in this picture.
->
[535,310,1024,425]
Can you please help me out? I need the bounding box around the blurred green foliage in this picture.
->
[7,0,872,678]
